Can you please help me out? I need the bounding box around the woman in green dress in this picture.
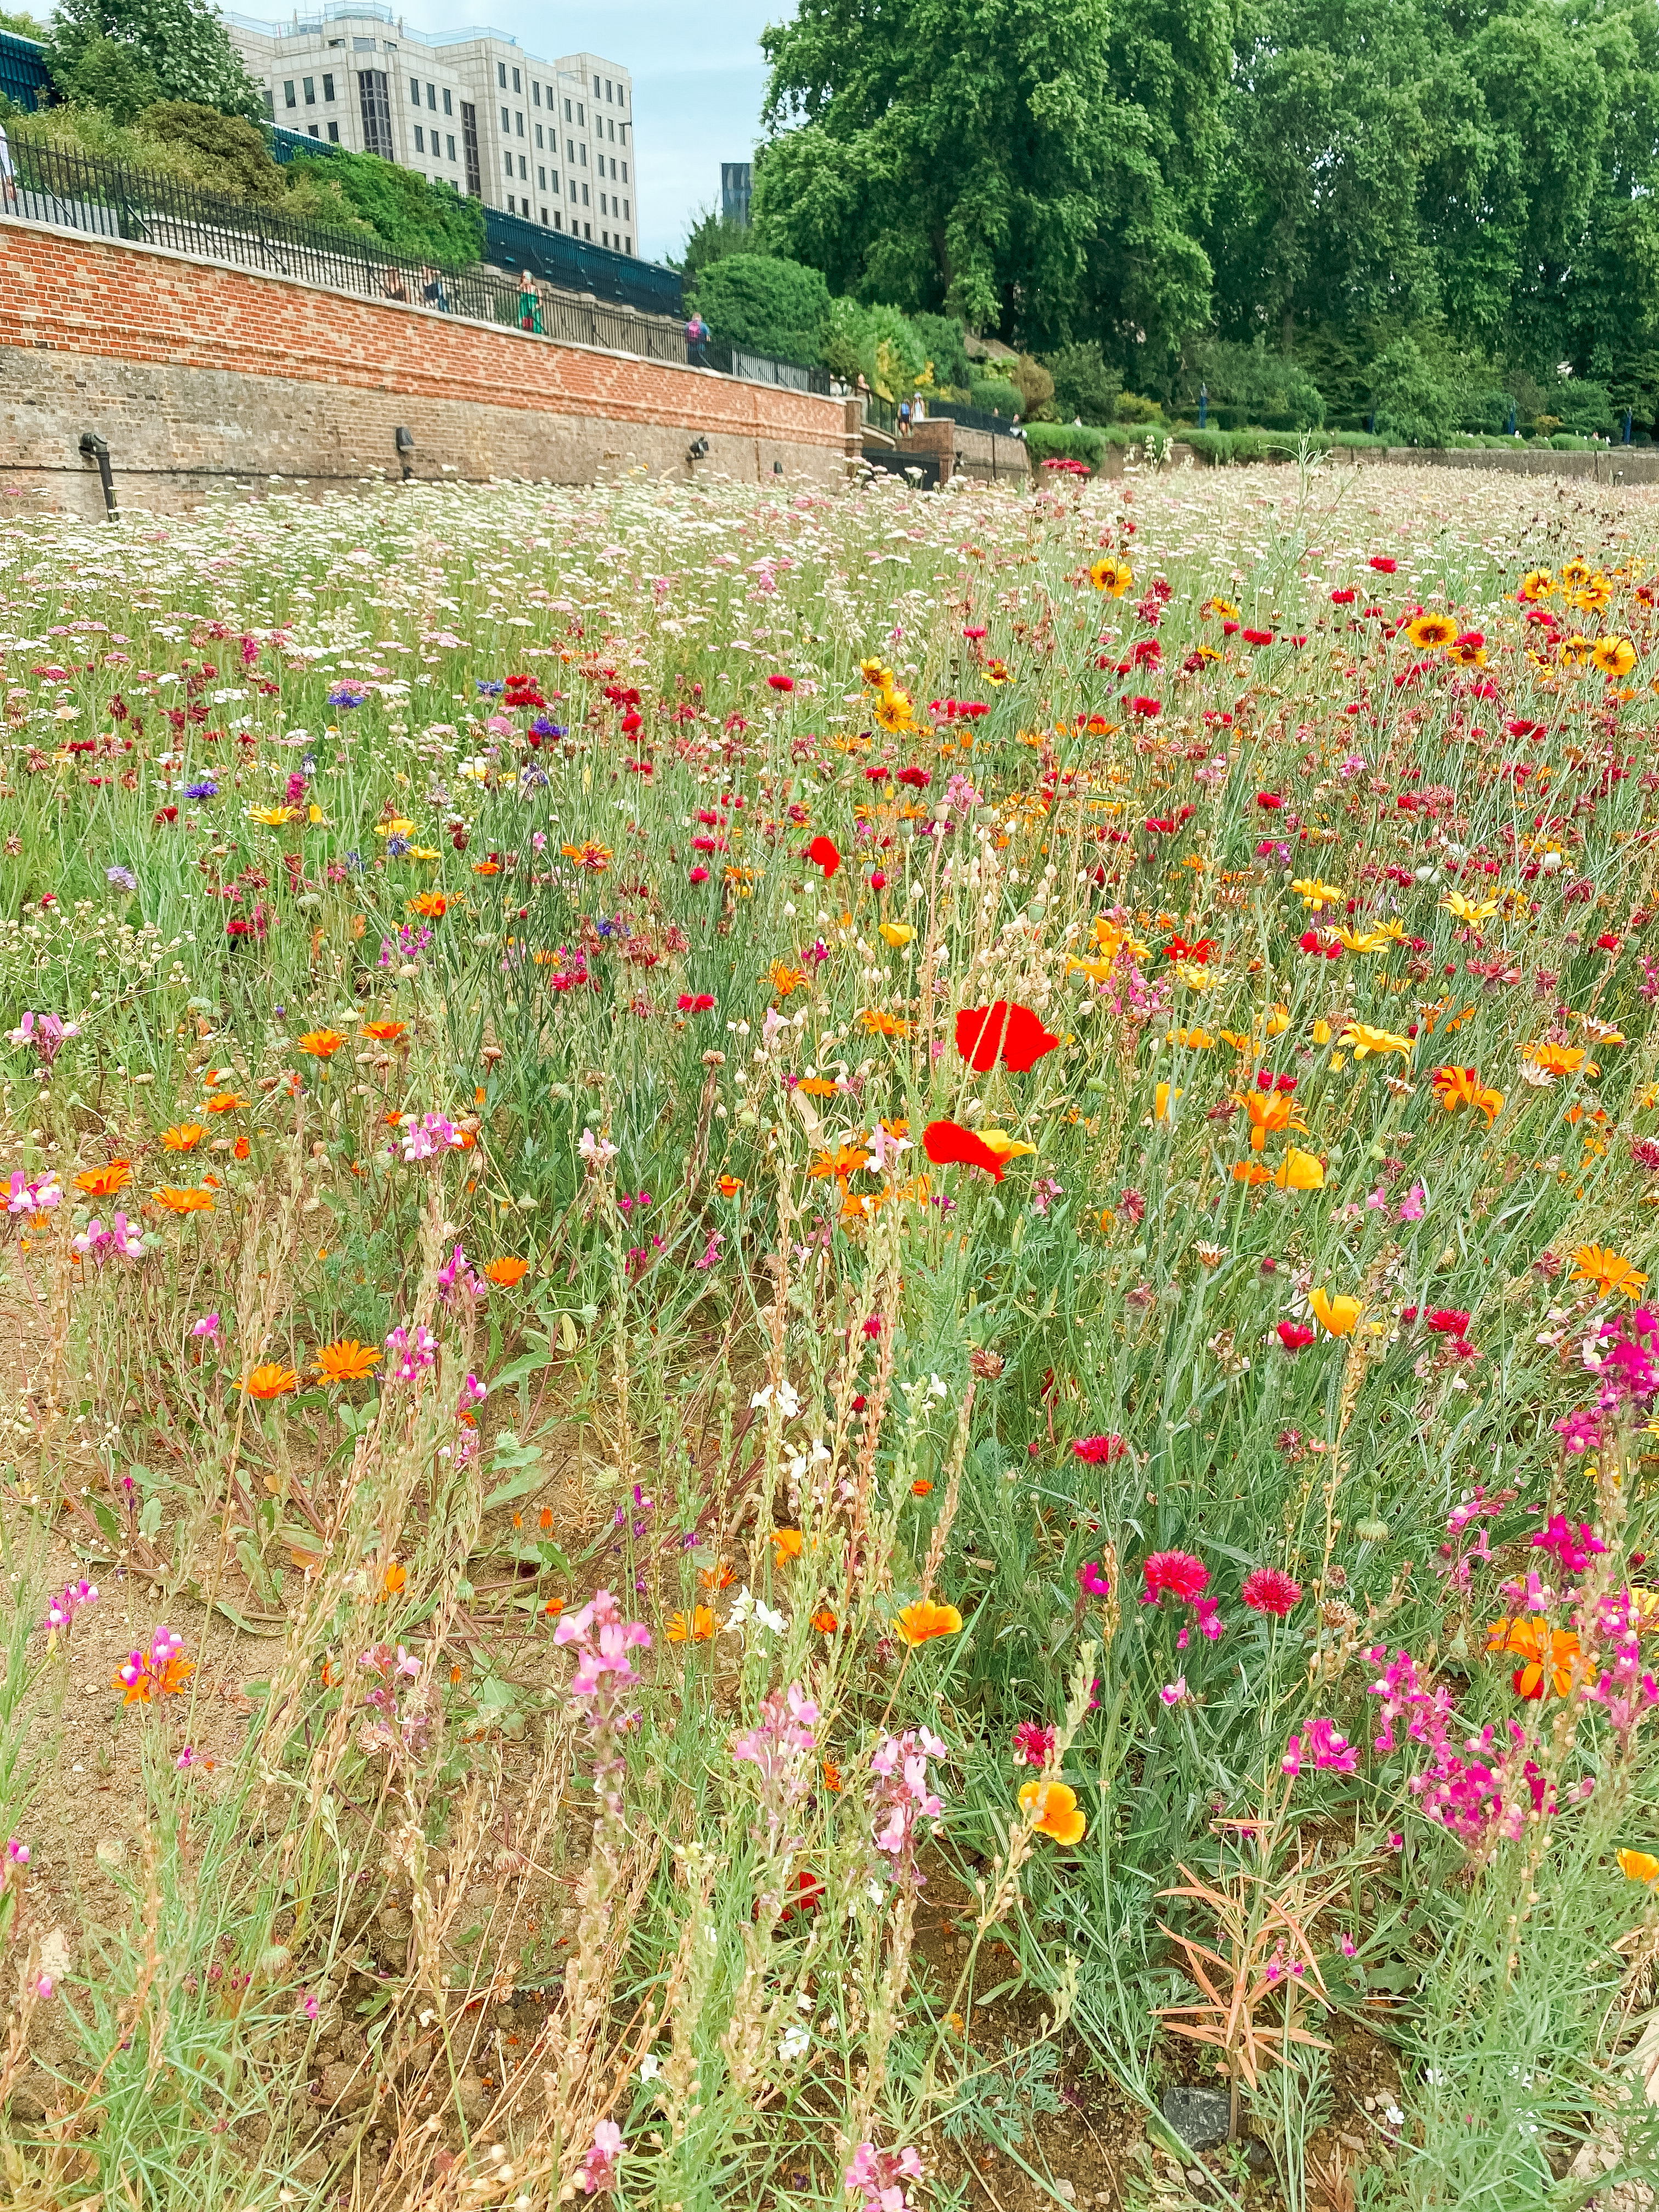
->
[518,277,544,334]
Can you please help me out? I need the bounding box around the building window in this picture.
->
[620,161,627,182]
[625,234,631,252]
[515,111,523,136]
[592,73,600,95]
[564,97,572,121]
[442,87,452,114]
[307,122,319,137]
[322,72,334,100]
[519,154,527,178]
[511,65,521,91]
[534,123,542,147]
[357,69,392,156]
[329,120,340,142]
[414,124,425,151]
[577,101,584,123]
[283,79,296,108]
[605,78,613,100]
[447,133,456,159]
[581,182,589,204]
[537,164,545,187]
[568,178,577,200]
[554,211,562,229]
[551,170,558,193]
[624,198,629,218]
[262,89,273,119]
[498,61,507,87]
[618,86,626,109]
[426,82,436,109]
[503,150,513,177]
[601,230,608,246]
[409,75,419,105]
[608,119,616,142]
[540,206,548,225]
[579,144,586,166]
[302,75,314,102]
[584,221,591,238]
[620,123,628,145]
[500,106,509,129]
[461,101,481,195]
[353,36,373,50]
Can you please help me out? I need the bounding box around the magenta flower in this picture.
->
[580,2120,624,2195]
[1073,1433,1125,1464]
[1011,1721,1056,1768]
[845,2142,924,2212]
[1142,1550,1209,1604]
[1076,1560,1111,1597]
[1283,1718,1358,1777]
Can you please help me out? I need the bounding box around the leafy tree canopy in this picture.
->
[686,252,831,364]
[46,0,262,119]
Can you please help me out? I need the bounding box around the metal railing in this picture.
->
[924,399,1024,438]
[703,338,832,396]
[7,137,686,359]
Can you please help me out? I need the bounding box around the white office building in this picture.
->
[222,6,639,253]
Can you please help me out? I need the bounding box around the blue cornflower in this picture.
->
[385,835,410,858]
[328,681,370,710]
[106,865,138,891]
[476,678,505,697]
[183,779,218,800]
[529,717,567,737]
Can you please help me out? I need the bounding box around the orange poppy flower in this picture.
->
[113,1649,194,1705]
[153,1186,215,1214]
[717,1173,744,1197]
[378,1560,407,1601]
[812,1607,838,1634]
[239,1362,298,1399]
[233,1135,251,1160]
[1019,1779,1087,1845]
[408,893,449,919]
[296,1029,346,1059]
[665,1605,716,1643]
[771,1528,804,1563]
[472,859,501,876]
[362,1020,408,1043]
[821,1760,843,1793]
[894,1599,963,1647]
[314,1339,382,1384]
[911,1479,934,1497]
[1241,1091,1307,1150]
[160,1124,207,1152]
[796,1076,839,1097]
[75,1161,132,1198]
[484,1256,531,1286]
[204,1092,249,1114]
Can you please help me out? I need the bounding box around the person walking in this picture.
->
[0,121,16,212]
[421,264,449,311]
[685,310,709,366]
[518,272,543,333]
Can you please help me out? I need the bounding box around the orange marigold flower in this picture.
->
[1526,1041,1590,1078]
[75,1160,132,1197]
[315,1338,382,1384]
[1432,1065,1505,1125]
[233,1135,251,1160]
[1019,1779,1087,1845]
[894,1599,963,1647]
[296,1029,346,1059]
[484,1255,531,1286]
[1570,1244,1648,1300]
[240,1361,298,1399]
[159,1124,207,1152]
[153,1185,215,1214]
[204,1092,249,1114]
[362,1020,408,1043]
[665,1605,716,1643]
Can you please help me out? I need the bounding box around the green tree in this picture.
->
[753,0,1227,360]
[1045,340,1122,421]
[46,0,261,119]
[138,99,283,200]
[285,148,484,265]
[676,205,763,281]
[687,252,831,364]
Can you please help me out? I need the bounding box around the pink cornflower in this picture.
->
[1142,1550,1209,1604]
[1241,1567,1302,1618]
[1073,1434,1126,1464]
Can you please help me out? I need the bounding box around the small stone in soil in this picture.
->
[1160,2084,1232,2153]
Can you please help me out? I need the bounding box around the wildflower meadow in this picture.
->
[0,454,1655,2211]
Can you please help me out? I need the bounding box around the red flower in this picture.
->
[1331,587,1357,605]
[955,1001,1060,1074]
[896,765,932,789]
[1426,1308,1470,1337]
[1072,1434,1125,1464]
[1256,793,1284,809]
[776,1866,823,1921]
[1369,555,1398,573]
[922,1118,1007,1182]
[1241,1566,1302,1617]
[1129,695,1161,718]
[1143,1550,1209,1604]
[767,674,794,692]
[1242,628,1274,647]
[1277,1322,1315,1353]
[676,992,715,1013]
[806,835,841,878]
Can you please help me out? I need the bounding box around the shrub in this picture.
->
[1184,337,1325,429]
[139,99,283,201]
[1023,421,1106,471]
[46,0,262,120]
[908,311,972,393]
[1045,341,1121,425]
[689,253,831,368]
[1009,353,1056,420]
[1370,336,1457,447]
[285,147,483,266]
[968,376,1023,417]
[1115,391,1163,424]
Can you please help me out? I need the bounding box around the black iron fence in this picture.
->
[923,400,1024,437]
[6,137,686,360]
[702,338,833,396]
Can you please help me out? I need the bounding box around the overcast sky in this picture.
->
[431,0,779,262]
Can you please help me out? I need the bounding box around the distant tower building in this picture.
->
[721,160,752,227]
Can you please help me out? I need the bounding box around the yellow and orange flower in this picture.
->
[1019,1779,1087,1845]
[484,1255,531,1287]
[1618,1848,1659,1883]
[296,1029,346,1059]
[1487,1616,1595,1699]
[408,892,449,918]
[771,1527,804,1564]
[159,1124,207,1152]
[153,1185,215,1215]
[716,1173,744,1198]
[1310,1288,1362,1337]
[1570,1244,1649,1301]
[1432,1066,1504,1125]
[204,1091,249,1114]
[239,1362,298,1399]
[314,1339,382,1384]
[1240,1091,1307,1151]
[1090,557,1133,596]
[76,1161,132,1198]
[894,1599,963,1647]
[362,1020,408,1043]
[665,1605,717,1644]
[1405,613,1459,651]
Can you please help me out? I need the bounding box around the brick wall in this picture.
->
[0,215,856,515]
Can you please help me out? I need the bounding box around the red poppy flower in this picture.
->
[1276,1322,1315,1352]
[923,1119,1007,1181]
[1369,556,1397,573]
[955,1001,1060,1075]
[1072,1434,1125,1464]
[1331,587,1357,605]
[767,674,794,692]
[806,835,841,878]
[1242,628,1274,647]
[676,992,715,1013]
